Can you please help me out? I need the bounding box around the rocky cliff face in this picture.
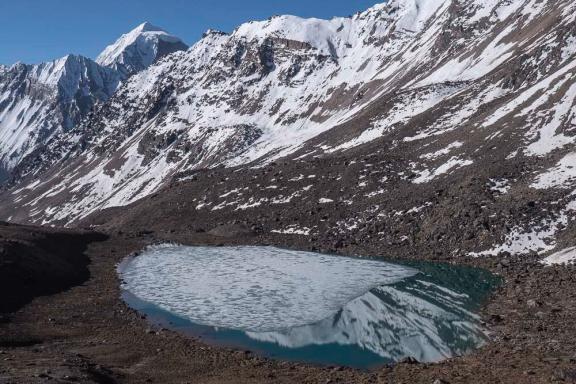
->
[4,0,576,259]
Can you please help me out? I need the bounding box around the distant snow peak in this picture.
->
[135,21,164,33]
[0,22,187,174]
[96,22,188,77]
[0,53,120,171]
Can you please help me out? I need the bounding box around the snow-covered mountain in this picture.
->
[0,55,120,177]
[0,23,187,179]
[4,0,576,259]
[96,22,188,77]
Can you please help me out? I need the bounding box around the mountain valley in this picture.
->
[1,0,576,383]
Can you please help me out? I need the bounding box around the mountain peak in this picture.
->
[135,21,164,33]
[96,22,188,77]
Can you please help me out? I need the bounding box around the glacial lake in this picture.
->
[118,245,496,369]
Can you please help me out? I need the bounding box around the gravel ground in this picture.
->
[0,224,575,384]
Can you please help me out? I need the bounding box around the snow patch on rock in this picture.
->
[541,247,576,266]
[532,152,576,189]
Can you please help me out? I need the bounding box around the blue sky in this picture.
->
[0,0,380,65]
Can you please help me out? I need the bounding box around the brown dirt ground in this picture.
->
[0,225,575,384]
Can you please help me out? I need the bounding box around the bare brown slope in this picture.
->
[0,223,106,314]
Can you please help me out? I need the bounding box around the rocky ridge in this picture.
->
[3,0,576,261]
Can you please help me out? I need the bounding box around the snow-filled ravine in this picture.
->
[118,245,497,369]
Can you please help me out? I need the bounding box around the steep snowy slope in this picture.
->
[97,22,188,77]
[5,0,576,261]
[0,24,187,178]
[7,0,456,218]
[0,55,120,175]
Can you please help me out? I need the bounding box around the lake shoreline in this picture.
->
[1,223,575,383]
[119,245,494,369]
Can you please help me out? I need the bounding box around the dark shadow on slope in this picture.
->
[0,222,108,314]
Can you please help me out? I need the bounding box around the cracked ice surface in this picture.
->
[120,245,418,332]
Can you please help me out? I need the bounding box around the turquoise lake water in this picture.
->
[119,245,496,369]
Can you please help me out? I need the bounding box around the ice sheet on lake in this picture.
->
[120,245,418,332]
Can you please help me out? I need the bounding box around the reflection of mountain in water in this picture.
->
[120,246,494,367]
[247,279,487,363]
